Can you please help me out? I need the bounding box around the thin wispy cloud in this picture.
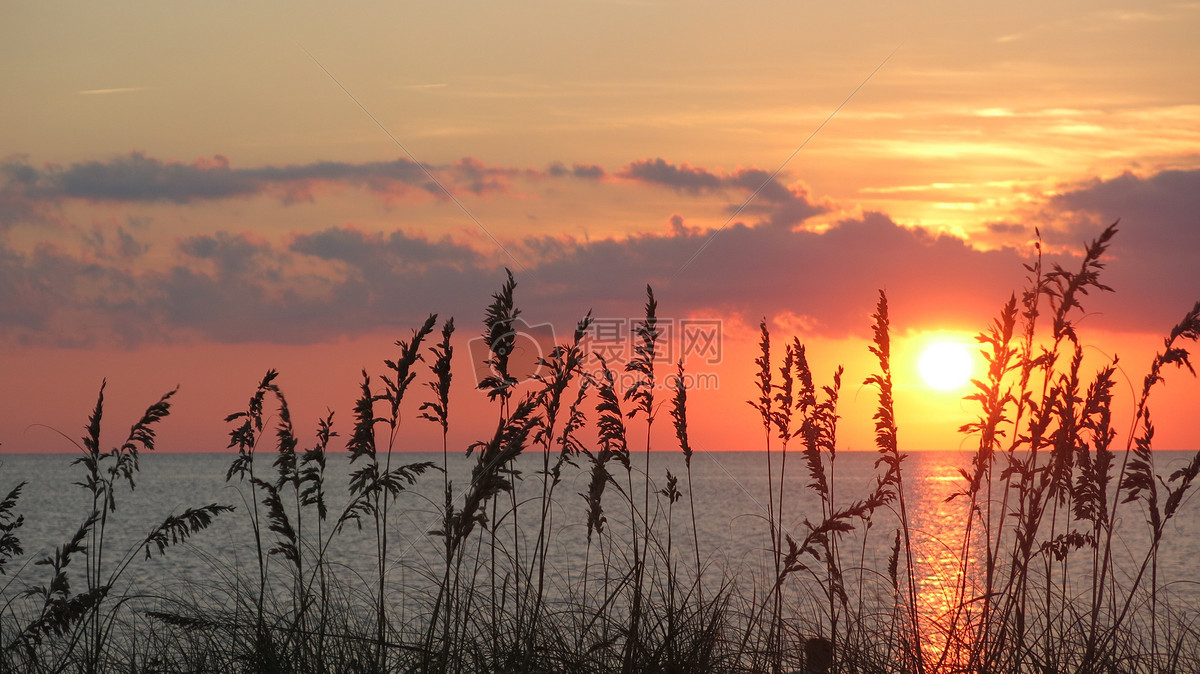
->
[0,153,461,205]
[77,87,148,96]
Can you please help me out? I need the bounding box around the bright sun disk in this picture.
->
[918,341,973,391]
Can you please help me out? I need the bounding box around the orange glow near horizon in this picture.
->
[2,318,1197,456]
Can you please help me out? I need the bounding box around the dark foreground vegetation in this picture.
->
[2,223,1199,673]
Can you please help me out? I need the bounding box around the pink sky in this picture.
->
[2,1,1199,454]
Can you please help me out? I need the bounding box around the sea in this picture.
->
[3,449,1199,629]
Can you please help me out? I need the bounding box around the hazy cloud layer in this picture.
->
[0,154,1196,347]
[0,210,1048,347]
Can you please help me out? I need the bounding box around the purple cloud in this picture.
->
[0,212,1038,347]
[0,153,504,206]
[1037,169,1200,332]
[619,158,829,229]
[1,153,1194,348]
[619,158,723,193]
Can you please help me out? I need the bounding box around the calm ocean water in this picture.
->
[3,449,1199,618]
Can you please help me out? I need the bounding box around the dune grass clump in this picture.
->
[0,223,1198,672]
[0,383,232,673]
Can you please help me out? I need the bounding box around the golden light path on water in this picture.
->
[906,452,983,669]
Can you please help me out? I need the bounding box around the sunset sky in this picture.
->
[2,1,1198,455]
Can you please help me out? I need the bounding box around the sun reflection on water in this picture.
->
[906,452,985,670]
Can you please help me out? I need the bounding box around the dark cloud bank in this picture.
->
[1,156,1197,347]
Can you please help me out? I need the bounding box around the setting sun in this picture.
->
[918,341,973,391]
